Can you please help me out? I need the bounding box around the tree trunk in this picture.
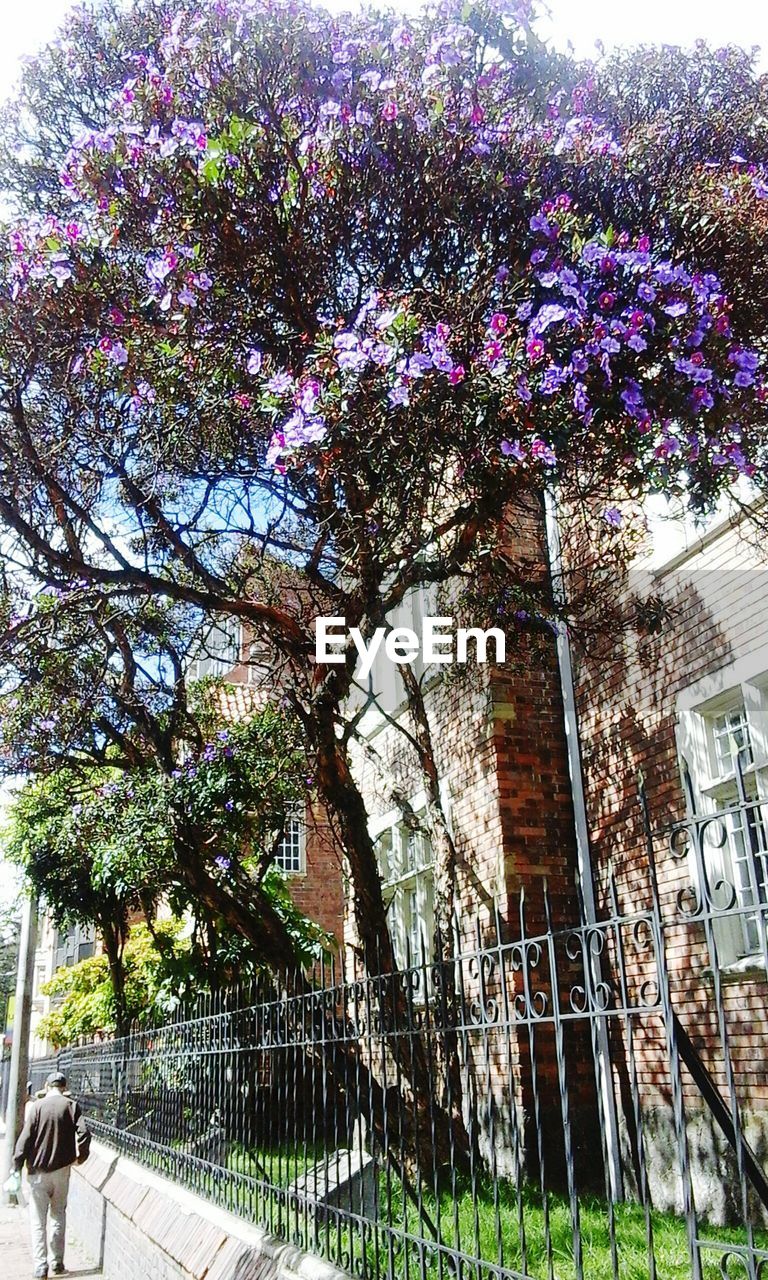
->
[398,665,460,958]
[101,918,130,1040]
[308,703,470,1172]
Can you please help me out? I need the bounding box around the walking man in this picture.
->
[12,1071,91,1278]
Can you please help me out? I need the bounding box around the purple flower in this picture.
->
[265,372,293,396]
[246,348,263,376]
[334,333,368,372]
[49,257,73,288]
[540,364,568,396]
[663,299,688,318]
[602,507,623,529]
[620,379,645,414]
[406,352,433,377]
[108,342,129,367]
[690,386,715,410]
[573,383,589,414]
[501,440,526,461]
[530,212,555,238]
[530,303,568,335]
[146,252,176,285]
[531,439,557,467]
[266,431,286,469]
[282,410,327,447]
[656,436,681,459]
[484,339,505,366]
[431,347,454,373]
[388,384,410,407]
[729,348,759,373]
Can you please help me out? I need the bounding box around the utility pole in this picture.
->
[1,893,38,1201]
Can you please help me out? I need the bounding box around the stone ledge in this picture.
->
[72,1141,351,1280]
[76,1145,118,1192]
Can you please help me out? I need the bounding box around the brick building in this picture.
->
[188,498,768,1218]
[573,498,768,1218]
[195,627,346,946]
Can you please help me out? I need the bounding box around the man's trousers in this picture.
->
[28,1166,71,1274]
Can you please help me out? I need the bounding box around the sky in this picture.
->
[0,0,767,99]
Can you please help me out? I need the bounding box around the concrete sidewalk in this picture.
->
[0,1198,101,1279]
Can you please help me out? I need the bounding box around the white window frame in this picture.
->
[274,807,306,877]
[369,784,450,970]
[677,648,768,966]
[349,577,443,739]
[191,619,242,679]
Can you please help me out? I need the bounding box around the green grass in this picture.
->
[149,1141,768,1279]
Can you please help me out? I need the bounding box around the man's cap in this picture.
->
[45,1071,67,1088]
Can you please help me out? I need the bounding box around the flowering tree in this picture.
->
[0,0,767,976]
[1,594,326,1033]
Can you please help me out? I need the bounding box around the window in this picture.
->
[678,661,768,965]
[711,703,753,779]
[274,810,305,875]
[354,577,441,727]
[720,804,768,955]
[373,800,440,970]
[641,479,758,573]
[191,619,242,679]
[246,635,275,688]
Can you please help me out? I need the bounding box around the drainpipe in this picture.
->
[543,487,624,1202]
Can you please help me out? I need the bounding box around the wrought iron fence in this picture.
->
[29,778,768,1280]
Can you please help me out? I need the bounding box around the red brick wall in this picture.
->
[287,799,345,944]
[573,514,768,1217]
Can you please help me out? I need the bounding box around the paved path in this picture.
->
[0,1198,101,1279]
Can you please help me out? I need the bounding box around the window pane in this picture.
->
[712,703,753,778]
[377,829,394,883]
[274,814,303,874]
[707,794,768,957]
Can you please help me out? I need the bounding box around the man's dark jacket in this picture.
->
[13,1090,91,1174]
